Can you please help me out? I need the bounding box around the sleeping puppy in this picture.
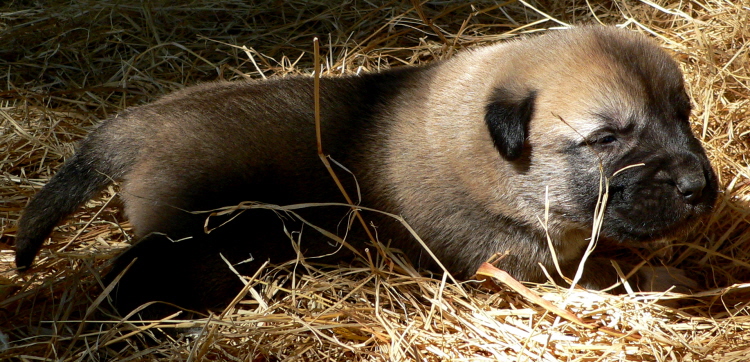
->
[14,26,717,313]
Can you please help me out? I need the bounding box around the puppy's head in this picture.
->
[484,26,717,241]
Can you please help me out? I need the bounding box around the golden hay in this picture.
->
[1,0,749,360]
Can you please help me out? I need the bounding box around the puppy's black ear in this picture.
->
[485,88,536,160]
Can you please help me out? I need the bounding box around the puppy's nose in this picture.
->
[675,174,706,203]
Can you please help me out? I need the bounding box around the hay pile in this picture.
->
[1,0,749,360]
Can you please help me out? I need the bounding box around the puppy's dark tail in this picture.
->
[15,129,134,270]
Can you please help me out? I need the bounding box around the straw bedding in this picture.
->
[1,0,748,360]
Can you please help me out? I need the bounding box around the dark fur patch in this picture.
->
[564,117,717,242]
[485,88,536,160]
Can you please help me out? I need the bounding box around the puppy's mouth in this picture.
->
[598,180,716,242]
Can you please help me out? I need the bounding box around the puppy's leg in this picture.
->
[634,265,698,294]
[105,233,247,318]
[563,258,697,294]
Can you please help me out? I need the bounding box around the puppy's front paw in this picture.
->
[637,266,698,294]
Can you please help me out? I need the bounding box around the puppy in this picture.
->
[15,26,717,313]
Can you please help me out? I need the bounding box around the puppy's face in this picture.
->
[549,82,717,242]
[518,30,718,242]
